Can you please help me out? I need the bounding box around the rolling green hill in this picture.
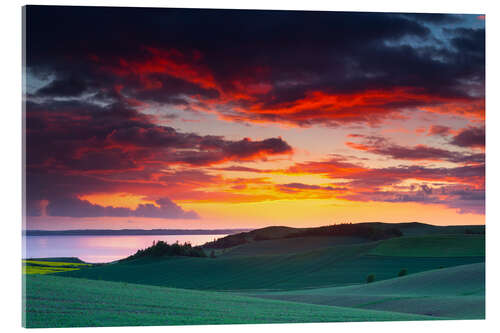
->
[24,222,486,326]
[202,222,484,251]
[368,235,485,257]
[24,275,435,328]
[357,222,485,236]
[219,236,367,257]
[249,263,484,319]
[268,262,485,296]
[59,237,484,291]
[202,223,403,249]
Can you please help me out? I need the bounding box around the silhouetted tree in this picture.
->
[121,240,207,261]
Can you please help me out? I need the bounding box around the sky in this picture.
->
[24,6,485,230]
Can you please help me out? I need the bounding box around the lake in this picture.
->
[23,234,228,263]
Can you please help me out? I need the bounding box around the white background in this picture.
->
[1,0,498,332]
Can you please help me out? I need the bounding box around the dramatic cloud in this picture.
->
[25,98,292,218]
[428,125,453,137]
[450,126,485,148]
[24,7,485,225]
[282,156,484,214]
[35,76,90,97]
[26,7,484,127]
[26,100,292,170]
[342,184,484,215]
[46,196,199,219]
[346,134,484,164]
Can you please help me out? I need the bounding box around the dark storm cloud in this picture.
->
[399,13,465,24]
[25,6,484,127]
[35,76,89,97]
[26,7,430,66]
[107,126,292,162]
[26,100,292,171]
[25,98,292,218]
[450,126,485,148]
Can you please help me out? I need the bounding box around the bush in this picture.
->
[398,268,408,277]
[366,274,375,283]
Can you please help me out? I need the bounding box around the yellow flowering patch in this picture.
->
[22,260,91,275]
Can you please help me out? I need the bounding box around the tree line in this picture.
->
[122,240,207,261]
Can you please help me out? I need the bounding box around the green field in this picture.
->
[24,275,435,328]
[59,237,484,290]
[23,223,486,327]
[249,263,484,319]
[368,235,485,257]
[219,236,367,257]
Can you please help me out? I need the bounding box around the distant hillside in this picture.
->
[357,222,485,236]
[202,222,485,249]
[369,234,485,257]
[60,236,484,291]
[252,262,484,319]
[203,223,403,249]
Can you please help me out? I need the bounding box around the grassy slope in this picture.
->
[24,228,486,326]
[59,237,484,290]
[369,235,485,257]
[204,223,484,250]
[360,222,484,235]
[249,263,485,319]
[24,275,434,328]
[219,236,367,257]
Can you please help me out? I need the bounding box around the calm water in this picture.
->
[23,234,227,263]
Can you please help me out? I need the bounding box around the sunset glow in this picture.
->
[25,8,485,230]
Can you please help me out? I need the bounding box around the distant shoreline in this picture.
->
[23,229,254,236]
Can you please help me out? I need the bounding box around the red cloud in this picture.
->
[94,46,484,128]
[216,87,483,127]
[108,47,218,91]
[345,134,484,164]
[428,125,453,137]
[284,155,484,189]
[274,155,484,214]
